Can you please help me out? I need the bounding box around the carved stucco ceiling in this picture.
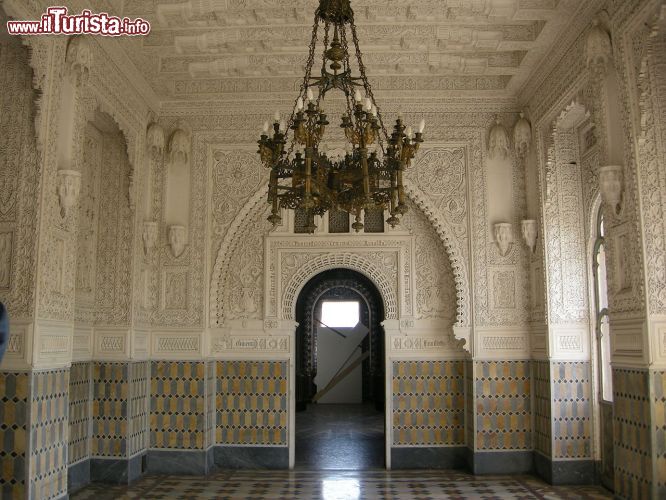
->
[106,0,587,103]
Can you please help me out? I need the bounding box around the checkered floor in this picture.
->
[71,469,612,499]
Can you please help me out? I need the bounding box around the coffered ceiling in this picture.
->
[106,0,592,103]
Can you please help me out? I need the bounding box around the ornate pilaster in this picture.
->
[531,117,595,483]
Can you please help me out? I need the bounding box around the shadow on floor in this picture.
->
[295,403,385,470]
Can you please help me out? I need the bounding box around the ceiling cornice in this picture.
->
[517,0,606,108]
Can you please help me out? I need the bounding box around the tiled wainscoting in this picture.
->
[215,360,289,469]
[613,368,652,499]
[1,369,70,500]
[390,360,465,468]
[0,372,29,499]
[1,360,663,498]
[533,361,594,485]
[467,360,533,475]
[653,370,666,499]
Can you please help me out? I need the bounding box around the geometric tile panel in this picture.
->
[392,361,465,446]
[533,361,552,458]
[129,362,149,457]
[29,368,69,500]
[653,370,666,498]
[206,361,216,449]
[0,372,28,500]
[151,362,205,450]
[465,361,474,449]
[613,368,652,500]
[69,362,92,465]
[92,363,128,458]
[216,361,288,446]
[474,361,531,451]
[551,361,591,459]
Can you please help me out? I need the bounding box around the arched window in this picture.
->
[593,207,612,401]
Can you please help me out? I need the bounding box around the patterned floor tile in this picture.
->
[71,470,612,499]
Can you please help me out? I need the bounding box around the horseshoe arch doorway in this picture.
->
[294,268,386,469]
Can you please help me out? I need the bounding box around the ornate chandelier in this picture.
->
[257,0,425,233]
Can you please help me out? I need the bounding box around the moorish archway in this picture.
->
[294,268,386,412]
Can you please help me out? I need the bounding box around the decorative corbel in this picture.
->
[599,165,623,216]
[169,129,190,166]
[65,36,93,86]
[521,219,538,253]
[142,221,158,255]
[513,112,532,158]
[488,116,510,160]
[57,170,81,218]
[168,224,187,258]
[146,122,165,160]
[585,17,612,77]
[494,222,514,257]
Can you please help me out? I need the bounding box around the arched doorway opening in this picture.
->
[294,268,385,469]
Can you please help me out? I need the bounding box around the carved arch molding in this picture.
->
[210,180,470,329]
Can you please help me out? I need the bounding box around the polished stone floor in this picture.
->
[295,403,385,469]
[71,469,612,499]
[71,402,613,498]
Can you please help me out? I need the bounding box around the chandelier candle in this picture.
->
[257,0,425,233]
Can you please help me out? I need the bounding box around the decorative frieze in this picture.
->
[549,324,590,361]
[475,326,531,360]
[211,334,290,355]
[94,329,130,361]
[151,332,204,360]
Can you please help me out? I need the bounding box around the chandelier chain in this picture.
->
[349,21,389,146]
[338,26,356,125]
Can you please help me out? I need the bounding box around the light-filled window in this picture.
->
[320,301,359,328]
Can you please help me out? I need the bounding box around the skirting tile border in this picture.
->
[67,459,91,494]
[391,446,467,469]
[146,448,214,475]
[534,451,596,485]
[213,446,289,469]
[466,449,533,475]
[90,454,145,484]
